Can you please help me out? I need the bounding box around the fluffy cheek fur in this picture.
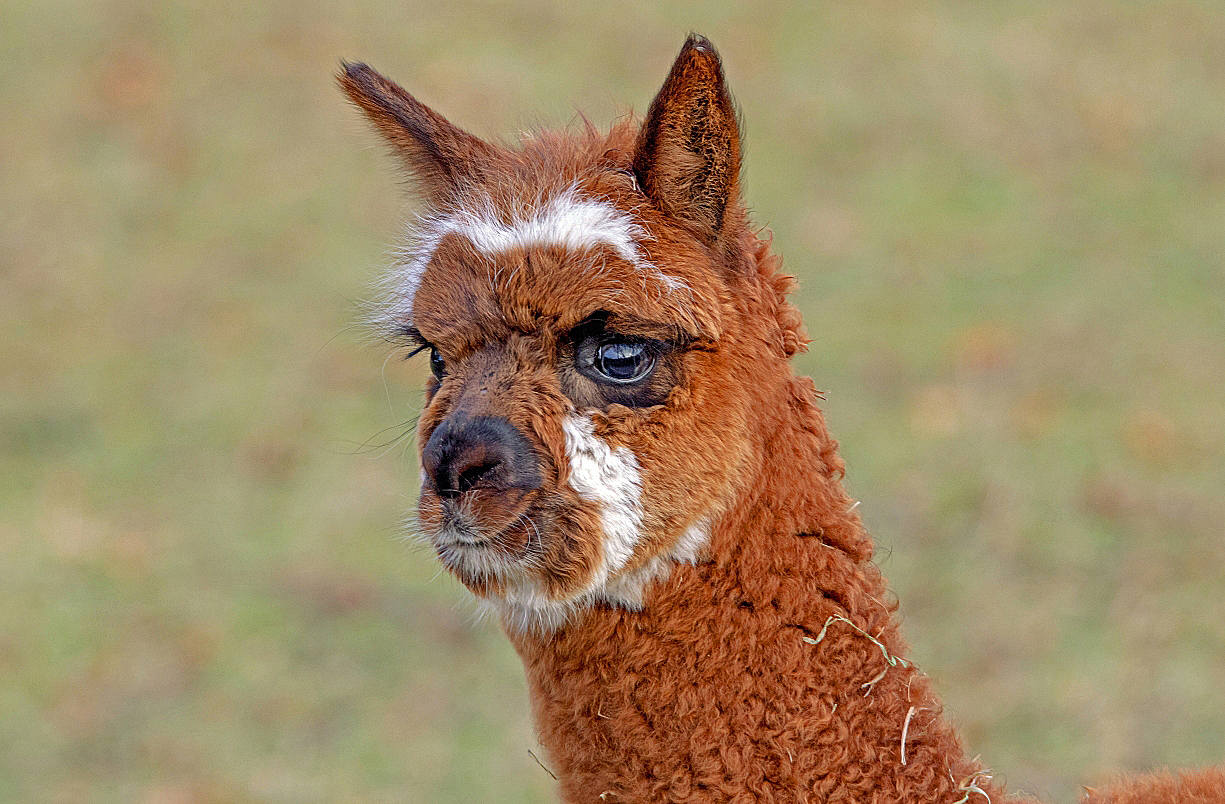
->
[412,352,619,612]
[593,347,751,578]
[414,342,751,626]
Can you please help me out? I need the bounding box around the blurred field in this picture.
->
[2,1,1223,802]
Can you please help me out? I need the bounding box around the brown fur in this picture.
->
[340,35,1225,804]
[1086,770,1225,804]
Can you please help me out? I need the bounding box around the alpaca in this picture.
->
[340,36,1225,804]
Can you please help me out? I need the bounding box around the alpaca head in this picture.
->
[342,36,807,631]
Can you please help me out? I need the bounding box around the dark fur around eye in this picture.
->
[563,315,682,409]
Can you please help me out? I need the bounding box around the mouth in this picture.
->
[437,532,495,548]
[431,512,496,548]
[422,490,542,578]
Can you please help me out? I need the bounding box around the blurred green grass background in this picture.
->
[2,1,1223,802]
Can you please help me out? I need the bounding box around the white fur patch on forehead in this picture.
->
[382,187,685,326]
[456,190,649,268]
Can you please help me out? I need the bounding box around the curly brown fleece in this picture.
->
[340,34,1225,804]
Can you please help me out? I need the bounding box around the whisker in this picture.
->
[326,418,418,457]
[380,350,399,417]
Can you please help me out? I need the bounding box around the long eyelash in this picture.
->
[398,326,432,359]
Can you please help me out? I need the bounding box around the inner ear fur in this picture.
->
[633,35,742,247]
[338,62,500,205]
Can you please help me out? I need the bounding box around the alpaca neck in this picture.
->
[508,382,1010,804]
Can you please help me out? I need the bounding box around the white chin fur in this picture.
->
[477,517,712,635]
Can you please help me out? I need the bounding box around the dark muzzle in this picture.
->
[421,415,541,499]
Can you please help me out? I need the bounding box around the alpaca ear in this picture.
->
[633,35,742,245]
[338,62,499,205]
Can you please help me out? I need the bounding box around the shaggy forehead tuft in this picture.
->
[382,186,695,330]
[447,189,650,269]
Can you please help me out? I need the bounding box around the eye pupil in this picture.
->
[596,341,653,382]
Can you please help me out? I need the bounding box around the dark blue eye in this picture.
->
[429,347,446,380]
[595,340,654,383]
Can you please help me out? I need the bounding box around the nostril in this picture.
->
[432,443,507,498]
[455,460,501,494]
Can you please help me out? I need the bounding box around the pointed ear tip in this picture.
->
[336,62,401,109]
[683,33,715,52]
[680,33,722,62]
[336,62,362,95]
[337,61,374,86]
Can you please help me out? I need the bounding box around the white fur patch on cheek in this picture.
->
[474,420,708,633]
[594,517,710,610]
[561,413,644,577]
